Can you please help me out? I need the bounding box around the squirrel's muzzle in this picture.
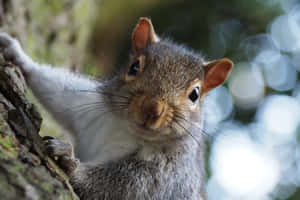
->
[142,98,164,120]
[129,95,173,130]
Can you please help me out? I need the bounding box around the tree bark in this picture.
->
[0,0,97,199]
[0,57,79,200]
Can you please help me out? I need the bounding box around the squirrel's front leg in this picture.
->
[0,34,81,173]
[0,33,101,138]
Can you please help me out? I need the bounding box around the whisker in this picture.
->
[71,88,131,100]
[172,118,202,146]
[81,106,128,132]
[60,105,128,128]
[97,91,130,100]
[38,88,130,101]
[58,101,129,113]
[173,111,212,140]
[65,103,128,118]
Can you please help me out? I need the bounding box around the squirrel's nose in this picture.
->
[129,95,171,130]
[142,98,164,122]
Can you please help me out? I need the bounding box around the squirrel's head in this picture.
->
[114,18,233,142]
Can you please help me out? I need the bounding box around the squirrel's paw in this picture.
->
[0,33,28,67]
[43,136,79,175]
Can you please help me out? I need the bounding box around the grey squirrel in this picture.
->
[0,17,233,200]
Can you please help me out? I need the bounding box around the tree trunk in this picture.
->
[0,0,97,199]
[0,59,79,199]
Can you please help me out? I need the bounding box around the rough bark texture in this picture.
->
[0,0,97,199]
[0,58,79,200]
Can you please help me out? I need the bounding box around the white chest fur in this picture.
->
[75,113,139,163]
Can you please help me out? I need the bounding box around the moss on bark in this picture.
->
[0,0,97,199]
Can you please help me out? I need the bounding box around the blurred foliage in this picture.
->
[1,0,97,69]
[0,0,99,140]
[89,0,281,75]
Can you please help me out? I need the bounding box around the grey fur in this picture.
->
[71,138,206,200]
[70,39,208,200]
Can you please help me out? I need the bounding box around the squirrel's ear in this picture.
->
[132,17,159,54]
[201,58,233,97]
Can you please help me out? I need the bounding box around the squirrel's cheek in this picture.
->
[129,95,146,124]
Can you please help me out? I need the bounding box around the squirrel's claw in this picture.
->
[43,136,79,175]
[44,136,73,157]
[57,156,79,175]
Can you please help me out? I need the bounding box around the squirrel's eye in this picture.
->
[128,60,140,76]
[189,87,200,103]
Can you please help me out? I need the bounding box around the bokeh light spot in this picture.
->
[210,131,280,198]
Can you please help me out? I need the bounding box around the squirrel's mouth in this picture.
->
[128,94,174,131]
[133,122,162,134]
[128,120,173,140]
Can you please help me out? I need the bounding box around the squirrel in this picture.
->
[0,17,233,200]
